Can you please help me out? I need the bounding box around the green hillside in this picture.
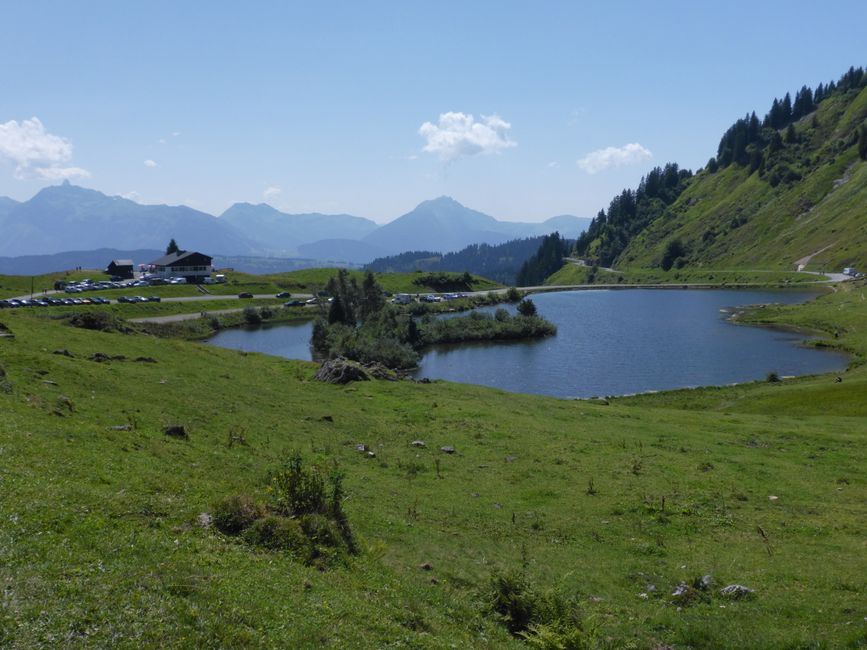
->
[1,274,866,648]
[576,67,867,274]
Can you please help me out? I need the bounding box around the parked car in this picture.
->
[238,292,254,298]
[146,296,161,302]
[283,300,304,307]
[276,291,292,299]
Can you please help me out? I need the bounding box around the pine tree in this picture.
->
[327,294,347,325]
[859,126,867,161]
[769,131,784,154]
[359,271,385,321]
[325,269,358,326]
[748,148,763,173]
[166,238,180,255]
[782,93,793,124]
[785,123,798,144]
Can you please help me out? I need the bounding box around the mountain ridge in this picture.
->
[0,186,589,264]
[572,65,867,273]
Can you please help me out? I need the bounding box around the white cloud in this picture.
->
[0,117,90,180]
[35,165,91,180]
[263,186,282,199]
[418,112,516,162]
[577,143,652,174]
[158,138,166,144]
[172,131,181,137]
[547,161,559,168]
[144,159,158,168]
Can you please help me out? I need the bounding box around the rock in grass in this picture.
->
[89,352,125,363]
[53,349,74,357]
[720,584,754,599]
[53,395,75,415]
[440,446,455,454]
[164,424,188,439]
[109,425,132,431]
[410,440,426,448]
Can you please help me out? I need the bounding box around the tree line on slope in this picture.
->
[365,236,549,285]
[567,64,867,272]
[571,163,693,267]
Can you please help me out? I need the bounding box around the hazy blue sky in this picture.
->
[1,1,865,222]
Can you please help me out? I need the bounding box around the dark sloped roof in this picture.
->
[148,250,212,266]
[110,259,133,266]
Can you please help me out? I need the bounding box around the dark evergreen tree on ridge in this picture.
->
[516,232,570,286]
[166,238,181,255]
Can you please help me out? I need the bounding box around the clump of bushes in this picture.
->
[489,569,597,648]
[212,452,357,565]
[67,311,130,332]
[213,494,262,534]
[242,306,262,325]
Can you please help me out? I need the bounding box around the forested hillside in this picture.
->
[365,236,549,284]
[573,66,867,272]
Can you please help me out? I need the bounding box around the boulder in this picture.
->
[720,584,754,599]
[164,424,188,439]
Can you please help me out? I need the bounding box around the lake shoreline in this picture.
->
[206,287,848,399]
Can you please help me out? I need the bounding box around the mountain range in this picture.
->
[0,184,590,265]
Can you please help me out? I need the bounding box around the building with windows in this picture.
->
[105,259,134,279]
[146,251,213,284]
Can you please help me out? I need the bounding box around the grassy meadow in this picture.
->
[0,276,865,648]
[546,263,824,287]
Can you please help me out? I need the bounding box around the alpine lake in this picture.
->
[205,289,849,399]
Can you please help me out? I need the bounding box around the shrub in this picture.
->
[490,570,536,634]
[213,494,263,535]
[68,311,128,332]
[270,452,327,517]
[517,299,537,317]
[660,239,687,271]
[766,371,781,383]
[243,306,262,325]
[490,570,594,647]
[505,287,521,302]
[260,307,274,320]
[243,515,308,554]
[299,513,343,549]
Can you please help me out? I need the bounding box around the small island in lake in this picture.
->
[310,270,555,369]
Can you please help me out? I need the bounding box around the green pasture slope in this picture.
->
[546,264,818,287]
[0,278,865,648]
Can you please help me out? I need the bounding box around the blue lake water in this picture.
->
[205,289,848,398]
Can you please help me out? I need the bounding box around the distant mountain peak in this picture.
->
[420,195,462,208]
